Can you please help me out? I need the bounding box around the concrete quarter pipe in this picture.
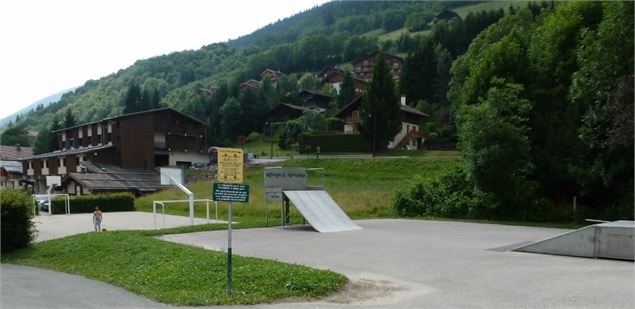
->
[283,190,362,233]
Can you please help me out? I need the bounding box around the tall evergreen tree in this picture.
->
[219,96,243,142]
[140,88,152,111]
[337,71,356,108]
[62,108,76,128]
[151,88,161,109]
[123,83,142,114]
[357,54,401,151]
[399,38,437,105]
[33,115,61,154]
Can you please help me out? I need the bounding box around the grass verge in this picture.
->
[1,221,347,306]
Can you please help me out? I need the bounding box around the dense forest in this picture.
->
[395,1,633,221]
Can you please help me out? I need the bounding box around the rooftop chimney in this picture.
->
[400,96,406,106]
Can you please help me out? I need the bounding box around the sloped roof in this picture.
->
[53,107,206,133]
[20,144,114,160]
[64,161,168,193]
[299,89,334,99]
[350,51,404,66]
[335,94,430,118]
[0,160,23,174]
[0,145,33,160]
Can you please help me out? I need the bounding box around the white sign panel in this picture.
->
[160,167,183,185]
[46,176,61,186]
[264,168,307,191]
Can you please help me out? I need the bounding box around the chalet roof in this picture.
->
[269,103,313,114]
[319,67,369,84]
[0,145,33,160]
[350,51,404,66]
[436,9,460,20]
[260,69,285,77]
[20,144,114,161]
[63,161,168,193]
[335,94,430,118]
[299,89,334,99]
[0,160,23,174]
[53,107,206,133]
[239,79,262,88]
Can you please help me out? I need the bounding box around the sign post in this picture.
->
[213,148,247,297]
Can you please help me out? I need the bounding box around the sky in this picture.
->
[0,0,329,119]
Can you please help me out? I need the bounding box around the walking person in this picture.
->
[93,207,103,231]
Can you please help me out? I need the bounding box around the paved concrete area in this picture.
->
[33,211,227,242]
[0,264,168,308]
[160,219,635,308]
[4,219,633,308]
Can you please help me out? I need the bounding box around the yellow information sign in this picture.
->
[217,148,243,184]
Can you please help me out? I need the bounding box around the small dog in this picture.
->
[101,228,108,232]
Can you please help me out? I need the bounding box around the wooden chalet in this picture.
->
[335,95,429,150]
[260,69,285,84]
[267,103,313,123]
[238,79,262,91]
[351,51,404,80]
[318,67,368,93]
[298,89,333,110]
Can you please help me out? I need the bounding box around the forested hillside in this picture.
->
[4,1,506,144]
[396,1,633,221]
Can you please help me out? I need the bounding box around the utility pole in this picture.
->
[372,114,376,158]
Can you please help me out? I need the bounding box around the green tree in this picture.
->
[457,79,534,215]
[336,71,356,108]
[123,83,142,114]
[0,126,31,146]
[219,97,243,142]
[400,38,436,105]
[62,108,76,128]
[33,115,61,154]
[298,72,321,91]
[357,54,401,151]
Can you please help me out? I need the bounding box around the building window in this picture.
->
[406,124,410,132]
[87,136,92,145]
[78,137,83,147]
[107,132,112,143]
[61,141,66,149]
[69,138,75,148]
[97,134,102,144]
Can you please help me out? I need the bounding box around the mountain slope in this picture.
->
[10,1,509,134]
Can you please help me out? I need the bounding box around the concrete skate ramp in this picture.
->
[513,220,634,261]
[283,190,361,233]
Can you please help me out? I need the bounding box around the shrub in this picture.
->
[246,132,260,143]
[51,193,135,214]
[1,189,36,252]
[393,164,497,219]
[326,118,345,131]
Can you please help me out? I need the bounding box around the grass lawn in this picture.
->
[1,220,347,306]
[136,157,463,220]
[241,134,298,157]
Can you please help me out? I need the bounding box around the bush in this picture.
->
[393,164,497,219]
[246,132,260,143]
[326,118,345,131]
[1,189,36,252]
[51,193,135,214]
[298,133,372,153]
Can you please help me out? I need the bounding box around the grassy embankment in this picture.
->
[136,155,463,222]
[1,221,347,306]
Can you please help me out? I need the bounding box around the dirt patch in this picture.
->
[321,278,409,305]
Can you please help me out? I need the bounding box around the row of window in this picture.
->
[61,133,112,150]
[28,157,83,169]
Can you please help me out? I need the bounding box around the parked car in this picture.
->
[191,162,207,169]
[39,200,49,212]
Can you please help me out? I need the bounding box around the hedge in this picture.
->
[51,192,135,214]
[1,189,36,252]
[298,133,372,153]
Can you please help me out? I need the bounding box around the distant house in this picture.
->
[351,51,404,80]
[238,79,262,92]
[1,160,24,190]
[267,103,314,123]
[260,69,285,85]
[0,145,33,160]
[20,107,209,194]
[335,95,429,150]
[318,67,368,94]
[298,89,333,111]
[435,9,460,21]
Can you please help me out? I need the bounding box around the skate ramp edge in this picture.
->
[513,220,634,261]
